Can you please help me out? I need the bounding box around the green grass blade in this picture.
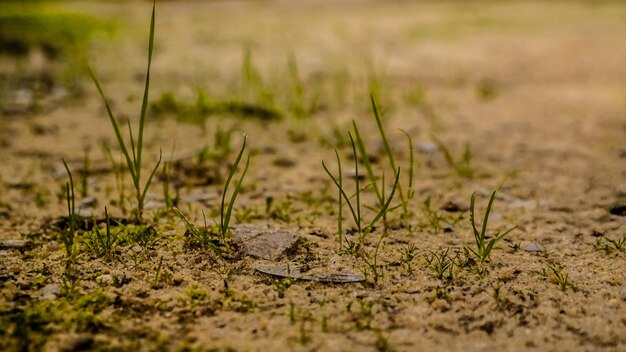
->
[323,159,359,229]
[431,134,455,169]
[223,154,251,233]
[140,149,163,203]
[336,150,343,244]
[371,93,405,205]
[221,135,247,233]
[365,167,400,234]
[137,1,156,173]
[348,133,361,232]
[88,68,137,183]
[469,192,481,250]
[352,120,382,203]
[127,120,137,172]
[400,129,414,198]
[481,191,496,243]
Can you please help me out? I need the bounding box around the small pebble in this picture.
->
[40,284,61,300]
[0,239,29,249]
[524,243,545,252]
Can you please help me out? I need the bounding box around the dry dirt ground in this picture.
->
[1,1,625,351]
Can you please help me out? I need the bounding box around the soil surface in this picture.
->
[1,1,625,351]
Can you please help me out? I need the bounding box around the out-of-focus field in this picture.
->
[0,1,625,351]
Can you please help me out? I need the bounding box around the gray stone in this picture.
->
[232,224,301,261]
[40,284,61,300]
[524,242,545,252]
[0,239,29,249]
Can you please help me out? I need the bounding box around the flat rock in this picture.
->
[40,284,61,300]
[232,224,301,261]
[524,242,545,252]
[255,263,364,283]
[0,239,29,249]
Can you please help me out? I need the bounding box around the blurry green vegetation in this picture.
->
[151,89,283,127]
[0,1,114,59]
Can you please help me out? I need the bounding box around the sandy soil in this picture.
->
[1,1,625,351]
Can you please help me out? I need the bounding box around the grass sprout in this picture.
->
[88,2,161,222]
[432,135,473,178]
[593,234,626,254]
[83,207,120,260]
[219,134,251,240]
[322,133,400,244]
[61,158,78,262]
[466,191,516,263]
[173,207,220,251]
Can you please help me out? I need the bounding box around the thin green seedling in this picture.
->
[432,135,473,178]
[62,159,78,262]
[173,207,220,251]
[218,134,251,240]
[323,133,400,244]
[161,145,177,209]
[539,262,579,292]
[398,243,419,274]
[80,148,90,198]
[89,1,162,222]
[370,94,415,218]
[83,207,120,260]
[593,234,626,254]
[423,248,456,281]
[101,142,126,212]
[467,191,516,263]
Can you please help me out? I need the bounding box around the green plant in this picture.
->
[360,234,385,284]
[83,207,120,260]
[61,159,78,262]
[539,262,579,292]
[218,135,251,240]
[423,248,456,281]
[593,234,626,253]
[432,135,473,178]
[398,243,419,274]
[173,207,220,251]
[89,2,162,222]
[466,191,516,263]
[370,94,415,218]
[80,148,90,198]
[322,134,400,245]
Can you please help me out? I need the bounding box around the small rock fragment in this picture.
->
[524,243,545,252]
[0,239,29,249]
[78,197,97,209]
[232,225,301,261]
[40,284,61,300]
[255,263,365,283]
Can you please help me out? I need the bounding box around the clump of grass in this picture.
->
[173,207,219,251]
[423,248,456,282]
[174,135,251,248]
[593,234,626,254]
[89,2,161,222]
[354,95,415,222]
[466,191,516,263]
[83,207,120,260]
[218,135,251,240]
[398,243,419,274]
[322,133,400,245]
[538,262,579,293]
